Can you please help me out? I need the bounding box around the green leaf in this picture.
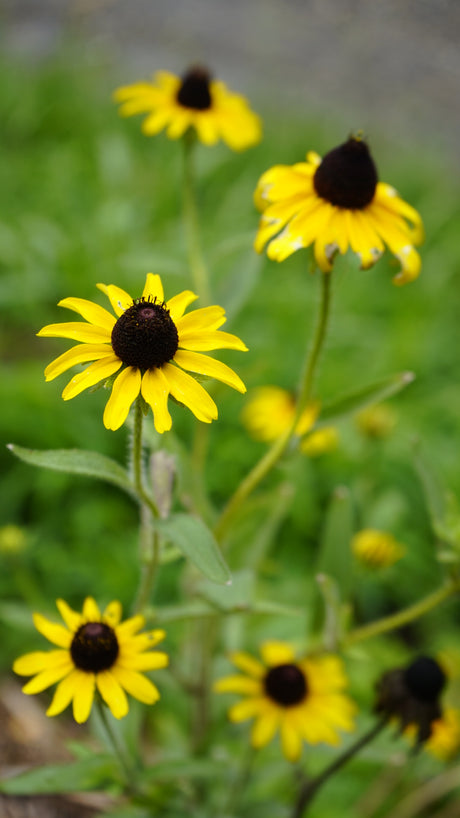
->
[7,444,134,496]
[198,568,254,610]
[138,757,226,784]
[0,756,119,795]
[316,486,354,597]
[157,513,231,585]
[414,446,460,554]
[320,371,415,423]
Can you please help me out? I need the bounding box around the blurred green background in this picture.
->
[1,40,460,817]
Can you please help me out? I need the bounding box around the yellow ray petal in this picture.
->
[38,322,112,344]
[142,108,174,136]
[229,651,265,679]
[96,670,129,719]
[142,273,164,303]
[72,672,96,723]
[166,290,198,323]
[22,662,73,694]
[213,675,261,695]
[44,344,113,382]
[166,109,192,139]
[280,716,303,761]
[163,363,218,423]
[57,297,116,331]
[62,355,122,401]
[56,599,84,632]
[176,305,226,334]
[33,613,72,648]
[141,368,172,434]
[174,349,246,393]
[229,697,266,723]
[260,641,296,667]
[46,668,83,717]
[123,651,169,672]
[194,113,219,146]
[251,708,280,748]
[178,330,248,352]
[103,367,142,431]
[82,597,101,621]
[116,615,146,639]
[13,649,70,676]
[103,600,122,627]
[97,283,133,316]
[111,665,160,704]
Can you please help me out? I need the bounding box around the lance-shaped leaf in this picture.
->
[157,513,231,585]
[7,444,133,496]
[320,371,415,424]
[414,446,460,557]
[0,756,118,795]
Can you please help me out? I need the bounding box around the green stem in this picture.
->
[182,133,211,304]
[342,579,460,649]
[291,718,387,818]
[214,271,333,543]
[131,398,160,614]
[96,698,136,787]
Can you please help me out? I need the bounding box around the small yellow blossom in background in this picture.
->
[241,385,319,442]
[254,134,424,284]
[14,597,168,724]
[404,708,460,761]
[351,528,405,568]
[38,273,247,433]
[0,524,27,554]
[356,403,397,439]
[114,65,262,151]
[300,426,339,456]
[214,641,356,762]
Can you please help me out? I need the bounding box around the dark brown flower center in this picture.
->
[177,66,212,110]
[70,622,119,672]
[313,136,378,209]
[404,656,446,703]
[264,663,308,706]
[111,298,179,371]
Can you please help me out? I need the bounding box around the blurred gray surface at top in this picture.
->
[4,0,460,161]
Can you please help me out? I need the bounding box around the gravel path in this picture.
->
[3,0,460,164]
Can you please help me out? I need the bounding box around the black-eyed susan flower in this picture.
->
[351,529,405,569]
[241,386,319,443]
[38,273,247,432]
[375,655,446,745]
[255,135,424,285]
[423,708,460,760]
[114,65,262,151]
[214,641,356,762]
[13,597,168,724]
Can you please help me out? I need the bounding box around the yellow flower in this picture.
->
[38,273,247,432]
[254,135,424,285]
[351,529,405,569]
[13,597,168,724]
[300,427,339,456]
[241,386,319,442]
[424,708,460,760]
[214,641,356,762]
[114,65,262,151]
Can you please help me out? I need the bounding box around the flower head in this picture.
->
[214,641,356,762]
[356,403,397,439]
[241,385,319,442]
[300,426,339,456]
[114,66,262,151]
[352,529,405,569]
[38,274,247,432]
[255,135,424,285]
[13,597,168,724]
[375,655,447,745]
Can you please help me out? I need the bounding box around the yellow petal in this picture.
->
[176,305,226,334]
[120,629,166,652]
[123,651,169,671]
[142,273,164,303]
[21,661,73,694]
[260,641,296,667]
[229,697,266,723]
[251,708,280,749]
[96,670,129,719]
[13,649,70,676]
[55,599,83,632]
[166,290,198,323]
[33,613,72,648]
[174,349,246,393]
[178,330,248,352]
[82,597,101,621]
[142,108,173,136]
[103,600,123,627]
[72,672,96,723]
[57,297,116,331]
[194,112,219,146]
[103,367,142,431]
[141,368,172,434]
[44,344,114,382]
[62,355,122,401]
[46,668,82,717]
[111,665,160,704]
[166,109,192,140]
[214,675,261,695]
[280,716,303,761]
[97,283,133,316]
[229,651,265,679]
[116,615,146,639]
[163,363,218,423]
[38,322,111,344]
